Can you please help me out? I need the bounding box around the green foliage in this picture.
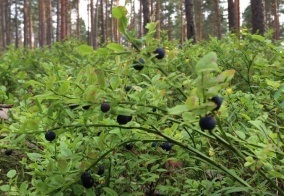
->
[0,6,284,196]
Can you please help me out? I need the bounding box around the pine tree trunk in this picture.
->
[15,0,19,48]
[139,0,142,37]
[273,0,280,40]
[76,0,80,40]
[110,0,114,42]
[156,0,160,39]
[105,0,108,43]
[180,0,183,44]
[5,0,11,46]
[141,0,150,35]
[90,0,94,47]
[39,0,46,47]
[46,0,53,46]
[56,0,60,41]
[228,0,236,33]
[215,0,221,39]
[251,0,266,35]
[23,0,29,47]
[100,0,105,44]
[1,0,6,47]
[94,0,99,47]
[60,0,66,40]
[184,0,196,43]
[235,0,240,35]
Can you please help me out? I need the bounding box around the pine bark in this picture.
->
[15,0,19,48]
[141,0,150,35]
[1,0,6,47]
[273,0,280,40]
[23,0,29,47]
[60,0,66,40]
[251,0,266,35]
[56,0,60,41]
[100,0,105,44]
[76,0,80,39]
[215,0,221,39]
[184,0,196,43]
[39,0,46,47]
[46,0,53,46]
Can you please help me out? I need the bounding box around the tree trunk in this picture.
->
[56,0,60,41]
[251,0,266,35]
[180,0,183,44]
[15,0,19,48]
[23,0,29,47]
[138,0,142,37]
[100,0,105,44]
[60,0,66,40]
[5,0,11,46]
[39,0,46,47]
[105,0,108,42]
[184,0,196,43]
[46,0,53,46]
[90,0,94,47]
[156,0,161,39]
[214,0,221,39]
[76,0,80,39]
[141,0,150,35]
[1,0,7,47]
[28,2,33,47]
[235,0,240,35]
[228,0,236,33]
[110,0,114,41]
[273,0,280,40]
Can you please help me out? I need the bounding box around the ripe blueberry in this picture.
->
[199,116,216,131]
[69,104,79,110]
[154,48,166,59]
[133,58,145,70]
[45,131,56,142]
[151,142,157,147]
[160,142,172,151]
[125,86,132,92]
[82,105,91,110]
[5,149,12,156]
[97,165,105,175]
[100,102,110,113]
[117,115,132,125]
[125,143,134,150]
[81,172,94,189]
[211,96,223,111]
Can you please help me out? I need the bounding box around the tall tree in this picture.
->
[60,0,66,40]
[215,0,221,39]
[39,0,46,47]
[5,0,12,46]
[273,0,280,40]
[1,0,7,47]
[141,0,150,35]
[46,0,53,46]
[184,0,196,43]
[100,0,105,44]
[251,0,266,35]
[76,0,80,39]
[56,0,61,41]
[15,0,19,48]
[23,0,29,47]
[228,0,236,32]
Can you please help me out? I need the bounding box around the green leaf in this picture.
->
[58,81,70,95]
[103,187,119,196]
[182,112,195,122]
[235,131,246,140]
[0,185,10,192]
[118,16,128,34]
[96,70,105,88]
[195,52,218,75]
[185,96,198,109]
[19,181,28,195]
[27,153,41,161]
[7,170,17,178]
[215,69,236,83]
[77,44,94,56]
[251,34,265,42]
[112,6,128,19]
[167,105,188,115]
[107,43,125,52]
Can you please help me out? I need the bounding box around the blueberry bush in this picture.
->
[0,6,284,196]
